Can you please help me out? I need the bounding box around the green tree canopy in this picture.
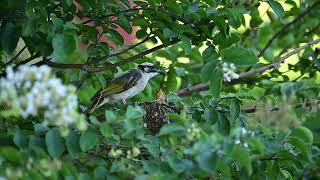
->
[1,0,320,179]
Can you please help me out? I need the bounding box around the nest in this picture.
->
[96,91,180,134]
[140,101,179,134]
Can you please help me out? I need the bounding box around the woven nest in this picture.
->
[140,101,179,134]
[96,91,180,134]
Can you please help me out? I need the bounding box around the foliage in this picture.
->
[1,0,320,179]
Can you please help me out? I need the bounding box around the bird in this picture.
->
[84,62,166,114]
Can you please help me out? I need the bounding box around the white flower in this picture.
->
[222,62,228,68]
[230,63,236,70]
[0,65,87,135]
[6,66,14,80]
[222,62,239,82]
[241,127,247,135]
[223,66,229,72]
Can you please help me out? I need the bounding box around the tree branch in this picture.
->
[13,53,41,70]
[242,99,320,114]
[81,7,143,25]
[38,38,180,72]
[177,37,320,96]
[82,6,192,25]
[88,34,151,65]
[0,53,41,77]
[258,1,320,57]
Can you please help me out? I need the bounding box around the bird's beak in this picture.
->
[157,69,166,75]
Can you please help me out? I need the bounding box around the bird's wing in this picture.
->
[90,69,142,101]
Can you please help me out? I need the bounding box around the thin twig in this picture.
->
[39,38,180,72]
[177,38,320,96]
[243,99,320,113]
[82,7,143,25]
[6,46,27,65]
[88,35,151,65]
[258,1,320,57]
[13,53,41,70]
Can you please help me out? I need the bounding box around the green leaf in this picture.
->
[268,0,285,17]
[290,126,313,144]
[202,46,218,62]
[201,59,219,82]
[204,108,218,125]
[77,0,95,9]
[64,22,79,31]
[166,113,187,122]
[163,28,174,40]
[167,155,188,173]
[212,16,228,36]
[1,22,20,53]
[109,29,124,46]
[210,68,224,98]
[80,129,98,152]
[231,145,252,175]
[65,131,81,157]
[217,113,230,135]
[226,7,246,29]
[79,173,91,180]
[132,17,150,29]
[13,130,28,149]
[95,166,108,178]
[125,105,145,119]
[165,1,182,14]
[247,137,265,155]
[143,144,161,158]
[195,151,218,173]
[217,160,231,178]
[280,169,293,180]
[287,137,310,159]
[100,122,113,138]
[181,36,192,55]
[105,110,117,122]
[230,98,240,121]
[166,65,178,92]
[212,33,240,49]
[45,129,65,159]
[221,47,258,65]
[0,146,22,164]
[117,15,132,34]
[52,33,77,60]
[192,109,202,121]
[136,29,148,39]
[158,124,185,136]
[52,17,64,31]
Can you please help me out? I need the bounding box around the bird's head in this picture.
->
[138,62,166,78]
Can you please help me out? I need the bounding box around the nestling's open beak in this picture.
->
[157,69,166,75]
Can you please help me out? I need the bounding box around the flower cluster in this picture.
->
[126,147,141,159]
[108,148,123,158]
[234,127,253,148]
[108,147,141,159]
[222,62,239,82]
[4,158,62,179]
[187,123,201,141]
[0,65,87,136]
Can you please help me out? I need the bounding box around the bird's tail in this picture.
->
[84,95,108,115]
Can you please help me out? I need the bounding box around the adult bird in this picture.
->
[85,62,166,114]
